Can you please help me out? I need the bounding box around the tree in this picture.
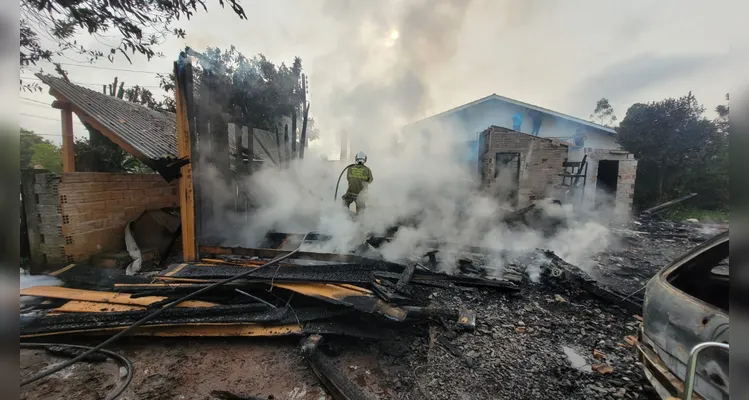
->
[715,93,729,135]
[75,76,168,172]
[20,128,62,171]
[20,128,46,168]
[30,142,63,172]
[590,98,617,127]
[20,0,247,90]
[189,47,305,132]
[617,92,727,210]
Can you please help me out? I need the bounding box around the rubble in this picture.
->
[594,215,727,298]
[21,224,715,399]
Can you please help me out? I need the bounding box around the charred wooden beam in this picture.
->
[301,334,374,400]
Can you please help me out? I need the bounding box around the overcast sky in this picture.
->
[18,0,743,150]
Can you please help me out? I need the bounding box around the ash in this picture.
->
[593,217,728,296]
[369,284,649,399]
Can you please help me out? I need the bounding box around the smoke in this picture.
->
[311,0,476,151]
[198,128,620,278]
[191,0,623,277]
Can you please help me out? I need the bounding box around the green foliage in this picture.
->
[191,47,305,131]
[20,0,247,90]
[20,128,62,171]
[663,207,729,223]
[20,128,46,168]
[590,98,617,127]
[76,77,169,173]
[30,142,62,172]
[617,92,728,211]
[73,131,130,172]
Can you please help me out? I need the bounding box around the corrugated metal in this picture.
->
[254,128,282,165]
[227,123,273,164]
[37,74,178,161]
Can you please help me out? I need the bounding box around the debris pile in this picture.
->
[20,231,669,399]
[596,214,728,296]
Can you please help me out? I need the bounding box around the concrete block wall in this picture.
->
[31,172,178,264]
[480,126,568,206]
[582,148,638,219]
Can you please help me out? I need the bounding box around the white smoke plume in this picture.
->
[193,0,622,277]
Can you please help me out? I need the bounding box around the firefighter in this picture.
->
[342,151,373,214]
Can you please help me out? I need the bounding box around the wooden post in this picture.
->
[299,102,310,159]
[291,109,297,159]
[60,107,75,172]
[284,123,290,164]
[175,59,197,262]
[275,125,282,165]
[246,125,254,174]
[340,130,349,162]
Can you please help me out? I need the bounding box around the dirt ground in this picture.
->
[21,338,331,400]
[20,219,726,400]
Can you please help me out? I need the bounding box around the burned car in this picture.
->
[638,231,729,399]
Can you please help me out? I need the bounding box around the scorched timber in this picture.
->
[158,262,400,284]
[20,305,349,336]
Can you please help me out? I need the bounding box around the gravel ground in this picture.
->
[593,218,728,295]
[371,282,653,400]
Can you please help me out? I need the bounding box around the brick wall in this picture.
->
[480,126,568,206]
[29,172,178,265]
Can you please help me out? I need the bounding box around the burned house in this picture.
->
[478,126,569,207]
[405,93,638,217]
[22,74,290,269]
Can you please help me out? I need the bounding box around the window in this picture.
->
[667,239,729,312]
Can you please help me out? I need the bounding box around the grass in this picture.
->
[663,207,729,223]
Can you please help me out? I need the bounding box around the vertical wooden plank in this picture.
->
[245,125,254,174]
[60,107,75,172]
[300,102,310,159]
[195,68,213,244]
[174,60,197,262]
[284,123,290,165]
[300,75,307,159]
[291,110,297,159]
[275,126,283,165]
[234,123,244,175]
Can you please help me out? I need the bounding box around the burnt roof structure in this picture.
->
[37,74,179,175]
[37,74,280,179]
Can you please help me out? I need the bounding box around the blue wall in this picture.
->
[405,97,619,165]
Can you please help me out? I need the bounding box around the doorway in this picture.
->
[596,160,619,208]
[495,152,521,207]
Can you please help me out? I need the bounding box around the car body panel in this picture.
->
[640,232,729,400]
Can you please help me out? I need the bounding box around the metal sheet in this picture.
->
[36,74,178,163]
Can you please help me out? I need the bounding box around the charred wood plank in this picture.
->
[301,334,374,400]
[640,193,697,216]
[395,262,417,292]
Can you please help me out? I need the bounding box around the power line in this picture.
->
[20,113,59,121]
[21,97,51,106]
[20,113,88,129]
[37,59,164,74]
[20,75,162,89]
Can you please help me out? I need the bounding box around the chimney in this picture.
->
[340,131,349,161]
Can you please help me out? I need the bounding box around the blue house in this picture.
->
[403,94,638,217]
[403,93,619,164]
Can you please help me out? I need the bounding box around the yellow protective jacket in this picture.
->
[346,164,373,196]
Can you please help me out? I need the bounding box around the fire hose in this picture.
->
[334,164,356,201]
[20,343,133,400]
[20,232,315,387]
